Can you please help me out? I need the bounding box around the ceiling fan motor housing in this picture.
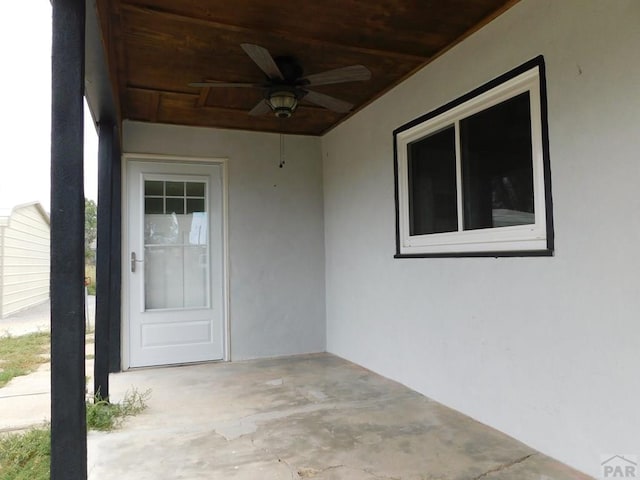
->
[274,56,303,82]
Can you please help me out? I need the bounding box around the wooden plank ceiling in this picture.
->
[97,0,517,136]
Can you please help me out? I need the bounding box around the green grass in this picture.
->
[0,426,50,480]
[0,327,149,476]
[0,332,50,388]
[0,389,150,478]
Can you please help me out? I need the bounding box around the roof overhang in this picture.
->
[86,0,519,137]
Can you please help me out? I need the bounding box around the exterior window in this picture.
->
[394,57,553,257]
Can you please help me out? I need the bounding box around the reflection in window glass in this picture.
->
[408,126,458,235]
[461,92,534,230]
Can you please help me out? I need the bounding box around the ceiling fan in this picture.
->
[189,43,372,119]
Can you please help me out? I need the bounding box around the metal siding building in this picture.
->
[0,202,50,318]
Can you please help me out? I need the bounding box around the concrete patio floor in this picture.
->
[88,354,592,480]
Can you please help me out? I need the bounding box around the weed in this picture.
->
[0,388,150,478]
[86,388,151,431]
[0,332,50,388]
[0,426,50,480]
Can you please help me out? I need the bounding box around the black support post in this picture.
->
[109,135,122,373]
[94,122,114,398]
[50,0,87,478]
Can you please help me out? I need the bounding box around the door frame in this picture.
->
[121,153,230,369]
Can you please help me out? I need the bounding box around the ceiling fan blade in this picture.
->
[303,90,353,113]
[248,99,272,116]
[241,43,284,81]
[302,65,371,87]
[188,81,262,88]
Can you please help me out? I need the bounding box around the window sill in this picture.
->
[394,249,554,259]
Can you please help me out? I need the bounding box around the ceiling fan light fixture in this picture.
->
[267,90,298,118]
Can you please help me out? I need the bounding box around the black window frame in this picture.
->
[393,56,554,258]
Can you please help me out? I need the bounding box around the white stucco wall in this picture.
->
[322,0,640,476]
[123,121,326,360]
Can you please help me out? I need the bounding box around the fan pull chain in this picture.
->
[279,133,285,168]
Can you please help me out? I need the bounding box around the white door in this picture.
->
[127,160,225,368]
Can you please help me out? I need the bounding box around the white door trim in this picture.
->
[121,153,230,369]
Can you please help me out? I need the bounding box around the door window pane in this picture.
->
[143,179,209,310]
[407,126,458,235]
[165,181,184,196]
[144,197,163,214]
[145,245,208,309]
[461,92,534,230]
[187,198,205,214]
[145,181,163,196]
[186,182,205,196]
[165,197,185,214]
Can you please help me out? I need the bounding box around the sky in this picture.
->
[0,2,98,213]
